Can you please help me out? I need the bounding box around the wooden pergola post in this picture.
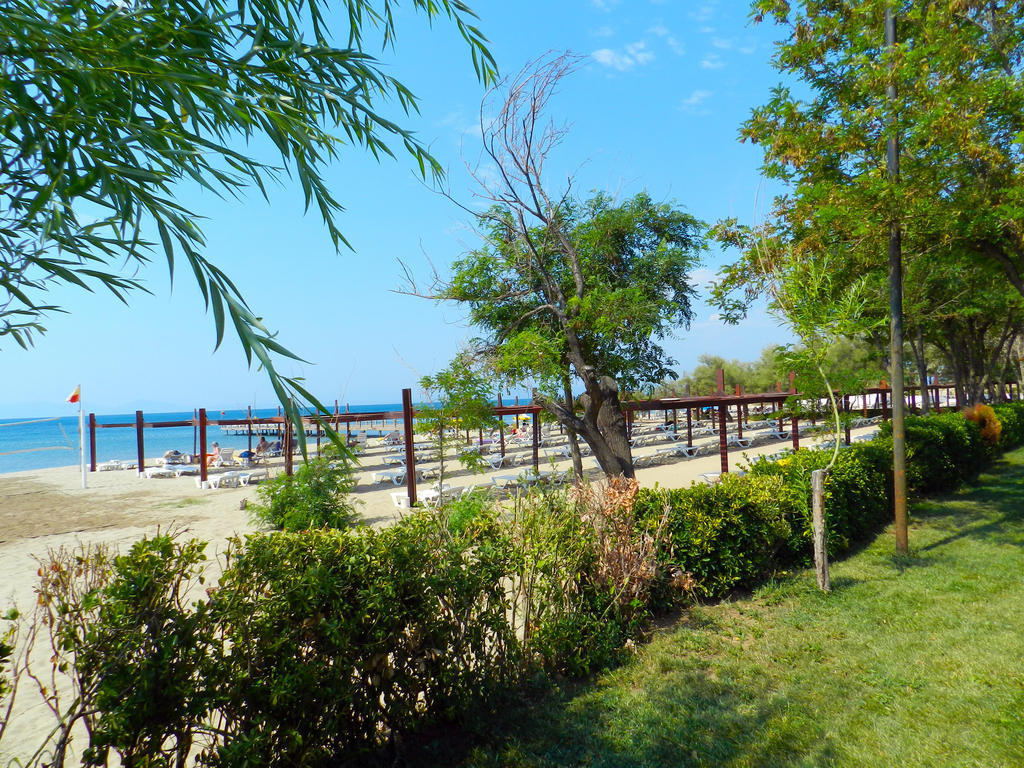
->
[401,388,416,507]
[718,402,729,474]
[199,408,208,484]
[88,413,97,472]
[135,410,145,473]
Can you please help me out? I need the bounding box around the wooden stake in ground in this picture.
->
[811,468,831,592]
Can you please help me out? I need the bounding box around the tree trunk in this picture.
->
[911,325,930,414]
[811,468,831,592]
[562,374,584,479]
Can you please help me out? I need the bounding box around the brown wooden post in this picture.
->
[718,402,729,474]
[672,407,678,435]
[497,393,506,458]
[199,409,208,484]
[88,413,97,471]
[909,386,917,413]
[135,410,145,472]
[193,409,198,457]
[934,385,942,413]
[716,369,725,395]
[532,406,541,473]
[843,395,851,445]
[345,404,351,440]
[789,374,799,451]
[881,388,889,421]
[284,421,294,477]
[686,407,693,446]
[811,468,831,591]
[401,388,416,507]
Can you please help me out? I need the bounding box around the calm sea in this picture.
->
[0,404,407,475]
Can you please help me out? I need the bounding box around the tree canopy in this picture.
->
[714,0,1024,406]
[1,0,494,426]
[450,192,705,394]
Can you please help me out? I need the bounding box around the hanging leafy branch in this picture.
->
[0,0,495,445]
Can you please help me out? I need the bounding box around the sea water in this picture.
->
[0,404,407,475]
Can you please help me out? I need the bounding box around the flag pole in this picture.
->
[78,385,87,489]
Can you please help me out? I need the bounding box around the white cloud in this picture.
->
[592,41,655,71]
[648,23,685,55]
[700,53,725,70]
[592,25,615,38]
[627,41,655,65]
[680,89,713,113]
[739,43,758,55]
[711,36,734,50]
[591,0,620,10]
[692,3,716,22]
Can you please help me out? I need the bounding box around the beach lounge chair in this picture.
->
[142,465,177,479]
[483,453,512,470]
[210,448,235,468]
[726,435,754,449]
[372,468,406,485]
[210,470,251,488]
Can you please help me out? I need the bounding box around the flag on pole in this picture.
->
[67,386,81,404]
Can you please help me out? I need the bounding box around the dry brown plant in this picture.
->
[572,477,670,614]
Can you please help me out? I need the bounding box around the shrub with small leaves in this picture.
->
[250,457,357,530]
[993,402,1024,449]
[636,474,795,601]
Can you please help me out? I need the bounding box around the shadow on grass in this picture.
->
[915,456,1024,552]
[403,666,839,768]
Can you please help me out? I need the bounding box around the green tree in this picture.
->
[739,0,1024,329]
[438,55,705,479]
[1,0,494,433]
[417,351,500,489]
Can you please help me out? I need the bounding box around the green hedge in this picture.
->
[994,403,1024,449]
[206,517,517,766]
[636,474,795,601]
[641,404,1024,603]
[877,411,985,495]
[12,403,1024,766]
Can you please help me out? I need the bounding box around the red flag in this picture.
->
[66,386,80,404]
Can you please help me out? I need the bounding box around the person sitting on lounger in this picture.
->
[207,442,220,466]
[256,436,270,454]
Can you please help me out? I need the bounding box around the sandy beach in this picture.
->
[0,421,877,762]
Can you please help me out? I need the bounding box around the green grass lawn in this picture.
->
[443,449,1024,768]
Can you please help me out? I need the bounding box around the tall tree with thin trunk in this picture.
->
[434,54,705,478]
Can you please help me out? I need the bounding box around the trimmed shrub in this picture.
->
[747,441,893,561]
[993,402,1024,450]
[249,457,357,531]
[636,474,795,601]
[206,515,517,767]
[878,412,985,495]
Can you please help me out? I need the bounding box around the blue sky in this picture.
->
[1,0,795,418]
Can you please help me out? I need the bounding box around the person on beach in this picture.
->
[207,442,220,466]
[256,436,270,454]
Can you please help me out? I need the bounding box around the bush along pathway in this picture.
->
[451,448,1024,768]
